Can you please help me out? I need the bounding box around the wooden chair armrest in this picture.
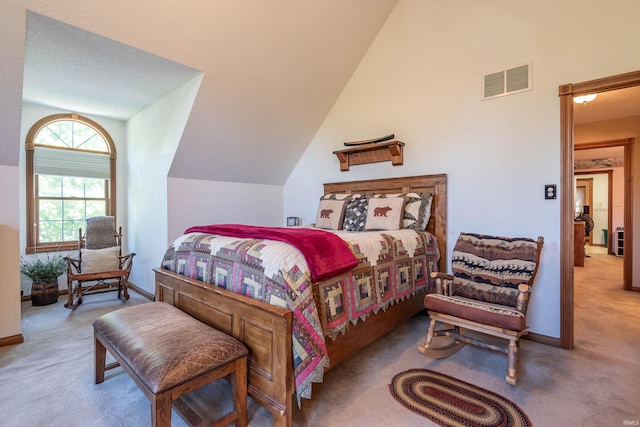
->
[64,256,81,274]
[430,272,454,295]
[516,283,531,313]
[119,252,136,271]
[430,272,454,281]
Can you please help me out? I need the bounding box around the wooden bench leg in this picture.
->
[94,331,106,384]
[231,356,248,427]
[151,393,173,427]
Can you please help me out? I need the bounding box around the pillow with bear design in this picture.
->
[364,197,405,230]
[315,199,348,230]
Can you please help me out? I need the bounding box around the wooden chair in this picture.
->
[64,216,135,310]
[418,232,544,385]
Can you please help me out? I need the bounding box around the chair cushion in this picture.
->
[451,233,540,308]
[81,246,120,273]
[424,293,527,332]
[93,302,248,394]
[85,216,116,249]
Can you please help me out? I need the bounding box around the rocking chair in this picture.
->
[64,216,135,310]
[418,232,543,385]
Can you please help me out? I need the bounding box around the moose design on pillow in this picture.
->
[373,206,392,217]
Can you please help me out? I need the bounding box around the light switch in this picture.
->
[545,184,557,200]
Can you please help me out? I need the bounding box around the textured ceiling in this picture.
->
[21,2,398,185]
[574,85,640,124]
[23,13,202,120]
[574,85,640,160]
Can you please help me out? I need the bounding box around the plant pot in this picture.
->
[31,281,59,306]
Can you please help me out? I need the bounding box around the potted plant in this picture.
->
[19,252,67,306]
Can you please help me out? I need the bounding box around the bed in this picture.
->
[153,174,447,426]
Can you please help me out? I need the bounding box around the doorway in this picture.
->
[559,71,639,350]
[575,177,593,245]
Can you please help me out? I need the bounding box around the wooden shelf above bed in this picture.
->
[333,140,404,171]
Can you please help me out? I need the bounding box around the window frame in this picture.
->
[25,113,117,254]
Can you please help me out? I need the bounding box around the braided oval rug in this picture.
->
[389,369,532,427]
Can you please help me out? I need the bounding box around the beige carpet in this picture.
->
[1,252,639,426]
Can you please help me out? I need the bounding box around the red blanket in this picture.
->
[184,224,358,282]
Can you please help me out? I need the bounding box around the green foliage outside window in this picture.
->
[37,174,107,243]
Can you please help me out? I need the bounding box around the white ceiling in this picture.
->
[23,13,202,120]
[573,85,640,124]
[573,86,640,160]
[20,3,398,185]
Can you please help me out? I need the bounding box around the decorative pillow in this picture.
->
[320,193,355,201]
[364,197,405,230]
[342,196,369,231]
[81,246,120,274]
[419,193,433,230]
[403,192,433,230]
[315,199,348,230]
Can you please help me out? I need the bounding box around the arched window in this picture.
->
[25,113,117,254]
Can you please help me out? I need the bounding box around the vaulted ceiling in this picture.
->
[20,1,398,185]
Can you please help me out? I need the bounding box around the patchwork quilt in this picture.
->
[160,228,439,400]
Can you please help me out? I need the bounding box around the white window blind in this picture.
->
[34,146,110,179]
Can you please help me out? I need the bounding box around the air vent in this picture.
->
[482,63,532,100]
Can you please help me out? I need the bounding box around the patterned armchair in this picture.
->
[418,232,543,385]
[64,216,135,310]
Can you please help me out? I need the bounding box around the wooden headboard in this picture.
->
[323,174,447,272]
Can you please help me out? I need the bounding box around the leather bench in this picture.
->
[93,302,249,427]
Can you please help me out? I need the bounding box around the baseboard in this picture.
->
[525,331,562,347]
[20,281,154,302]
[0,334,24,347]
[127,282,154,300]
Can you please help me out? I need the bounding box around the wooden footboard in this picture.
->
[154,268,295,426]
[155,268,430,427]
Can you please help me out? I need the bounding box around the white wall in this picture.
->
[285,0,640,338]
[126,76,202,294]
[0,3,25,341]
[18,103,127,294]
[126,73,285,294]
[0,166,21,340]
[167,178,284,244]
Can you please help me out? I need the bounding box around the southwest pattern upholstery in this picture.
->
[161,228,439,400]
[450,233,540,308]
